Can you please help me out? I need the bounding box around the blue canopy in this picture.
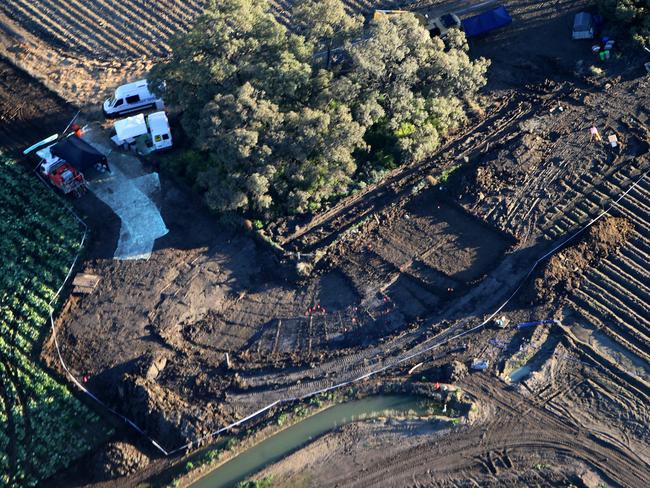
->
[462,6,512,38]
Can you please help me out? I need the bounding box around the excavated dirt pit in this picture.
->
[326,189,515,321]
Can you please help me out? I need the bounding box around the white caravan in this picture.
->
[111,111,172,154]
[103,79,164,118]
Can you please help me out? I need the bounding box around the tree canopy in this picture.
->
[151,0,489,218]
[598,0,650,46]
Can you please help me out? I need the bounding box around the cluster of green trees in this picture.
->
[151,0,489,218]
[598,0,650,45]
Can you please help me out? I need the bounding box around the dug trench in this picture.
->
[2,62,645,487]
[0,52,542,459]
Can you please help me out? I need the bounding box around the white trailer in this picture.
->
[103,79,164,118]
[572,12,594,40]
[111,111,172,154]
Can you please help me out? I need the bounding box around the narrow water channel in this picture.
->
[191,395,441,488]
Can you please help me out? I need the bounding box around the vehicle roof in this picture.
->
[115,79,149,97]
[114,113,148,140]
[147,111,169,133]
[574,12,593,29]
[36,144,58,164]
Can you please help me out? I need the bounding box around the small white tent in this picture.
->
[112,113,148,146]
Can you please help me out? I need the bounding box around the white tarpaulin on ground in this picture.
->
[82,131,168,260]
[86,155,168,260]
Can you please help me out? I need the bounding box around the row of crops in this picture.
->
[0,155,112,487]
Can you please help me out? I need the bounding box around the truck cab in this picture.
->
[103,80,164,118]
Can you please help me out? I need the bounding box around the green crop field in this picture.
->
[0,156,111,487]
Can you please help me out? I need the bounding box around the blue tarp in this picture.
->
[462,6,512,38]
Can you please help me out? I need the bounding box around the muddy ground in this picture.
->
[257,361,648,487]
[0,0,648,486]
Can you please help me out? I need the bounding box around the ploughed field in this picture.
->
[0,0,205,58]
[454,75,650,378]
[0,0,394,59]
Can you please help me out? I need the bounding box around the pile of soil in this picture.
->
[119,374,203,447]
[428,361,469,383]
[92,442,149,480]
[531,217,633,303]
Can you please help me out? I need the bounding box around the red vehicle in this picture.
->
[24,133,109,196]
[42,159,86,196]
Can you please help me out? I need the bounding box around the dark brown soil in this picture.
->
[92,442,149,481]
[530,217,634,303]
[0,58,73,156]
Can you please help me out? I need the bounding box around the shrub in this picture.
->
[597,0,650,45]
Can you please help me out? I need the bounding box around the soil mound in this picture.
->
[531,217,633,303]
[92,442,149,480]
[440,361,469,383]
[121,375,202,446]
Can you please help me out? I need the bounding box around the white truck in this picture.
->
[111,111,172,154]
[103,79,164,118]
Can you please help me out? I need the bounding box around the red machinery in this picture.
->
[42,159,86,196]
[25,132,108,196]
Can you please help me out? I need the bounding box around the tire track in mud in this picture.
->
[342,375,648,488]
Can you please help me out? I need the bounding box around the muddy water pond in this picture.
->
[191,395,447,488]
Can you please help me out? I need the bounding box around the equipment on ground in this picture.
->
[103,79,164,118]
[572,12,595,40]
[471,359,489,371]
[461,5,512,38]
[111,111,172,154]
[516,319,560,329]
[493,315,510,329]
